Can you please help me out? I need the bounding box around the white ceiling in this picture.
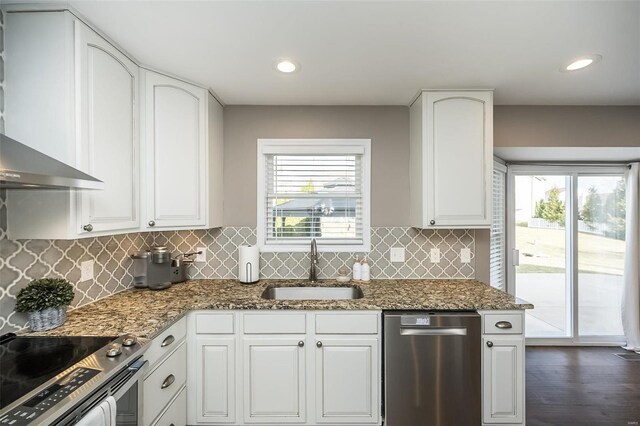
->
[63,0,640,105]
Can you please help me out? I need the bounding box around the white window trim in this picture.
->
[257,138,371,253]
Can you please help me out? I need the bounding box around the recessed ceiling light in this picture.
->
[561,54,602,72]
[276,60,298,74]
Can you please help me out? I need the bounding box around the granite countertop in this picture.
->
[26,279,533,338]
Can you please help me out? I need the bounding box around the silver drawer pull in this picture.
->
[161,335,175,347]
[161,374,175,389]
[495,321,513,329]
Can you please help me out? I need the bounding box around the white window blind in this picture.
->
[257,140,371,252]
[490,162,507,290]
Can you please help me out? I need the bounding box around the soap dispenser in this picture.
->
[352,256,362,281]
[361,257,371,282]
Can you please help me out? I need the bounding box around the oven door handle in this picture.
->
[112,359,148,401]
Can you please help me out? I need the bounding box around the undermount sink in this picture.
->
[261,284,364,300]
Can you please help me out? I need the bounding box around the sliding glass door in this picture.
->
[507,166,626,343]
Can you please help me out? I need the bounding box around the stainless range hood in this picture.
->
[0,134,104,189]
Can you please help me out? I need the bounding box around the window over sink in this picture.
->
[257,139,371,252]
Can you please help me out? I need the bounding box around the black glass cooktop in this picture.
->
[0,333,116,409]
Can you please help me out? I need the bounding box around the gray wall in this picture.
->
[494,106,640,147]
[475,105,640,283]
[223,105,640,283]
[223,106,410,227]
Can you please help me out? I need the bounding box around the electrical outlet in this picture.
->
[389,247,405,263]
[80,260,94,282]
[460,249,471,263]
[429,248,441,263]
[195,247,207,263]
[460,248,472,263]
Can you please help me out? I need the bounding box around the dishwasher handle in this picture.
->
[400,327,467,336]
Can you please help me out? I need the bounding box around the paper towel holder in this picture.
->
[238,245,260,284]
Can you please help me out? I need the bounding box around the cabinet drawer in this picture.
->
[196,313,235,334]
[243,313,306,334]
[143,342,187,424]
[483,314,523,334]
[152,385,186,426]
[145,317,186,369]
[315,313,378,334]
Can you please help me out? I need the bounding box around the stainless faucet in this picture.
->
[309,238,318,283]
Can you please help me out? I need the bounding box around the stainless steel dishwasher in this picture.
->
[383,311,481,426]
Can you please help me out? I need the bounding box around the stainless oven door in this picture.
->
[53,358,147,426]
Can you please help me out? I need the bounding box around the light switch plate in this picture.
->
[460,248,472,263]
[195,247,207,263]
[390,247,405,263]
[80,260,94,282]
[429,248,441,263]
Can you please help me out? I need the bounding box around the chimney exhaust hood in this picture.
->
[0,134,104,190]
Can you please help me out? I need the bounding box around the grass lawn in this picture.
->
[516,225,624,276]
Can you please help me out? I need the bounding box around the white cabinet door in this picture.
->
[426,91,492,228]
[152,385,186,426]
[243,337,306,424]
[482,336,524,424]
[315,338,379,424]
[143,71,207,228]
[76,22,139,234]
[195,337,236,424]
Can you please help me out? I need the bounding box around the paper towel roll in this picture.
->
[238,245,260,284]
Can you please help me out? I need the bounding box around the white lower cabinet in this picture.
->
[188,311,382,426]
[196,337,236,423]
[243,337,307,424]
[480,311,526,425]
[143,320,187,426]
[143,342,187,425]
[152,385,186,426]
[314,338,379,424]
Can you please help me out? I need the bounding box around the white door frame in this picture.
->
[506,164,627,346]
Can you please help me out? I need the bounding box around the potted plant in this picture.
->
[15,278,75,331]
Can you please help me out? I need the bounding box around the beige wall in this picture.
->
[223,105,640,283]
[475,105,640,283]
[494,106,640,147]
[223,106,410,227]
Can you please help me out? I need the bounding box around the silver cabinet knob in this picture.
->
[122,335,137,347]
[83,224,93,232]
[429,220,436,226]
[148,220,156,227]
[161,335,175,348]
[298,341,305,347]
[486,341,493,348]
[106,343,122,357]
[161,374,175,389]
[316,341,323,348]
[495,321,513,329]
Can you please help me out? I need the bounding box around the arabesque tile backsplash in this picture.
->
[0,190,475,334]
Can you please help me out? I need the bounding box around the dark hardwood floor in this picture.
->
[527,347,640,426]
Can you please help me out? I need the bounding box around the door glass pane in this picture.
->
[577,175,626,336]
[515,175,569,337]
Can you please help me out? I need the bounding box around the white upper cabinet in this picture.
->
[4,8,223,238]
[4,11,140,239]
[410,90,493,228]
[141,70,223,230]
[76,22,139,234]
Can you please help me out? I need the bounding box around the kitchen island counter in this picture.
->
[26,279,532,338]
